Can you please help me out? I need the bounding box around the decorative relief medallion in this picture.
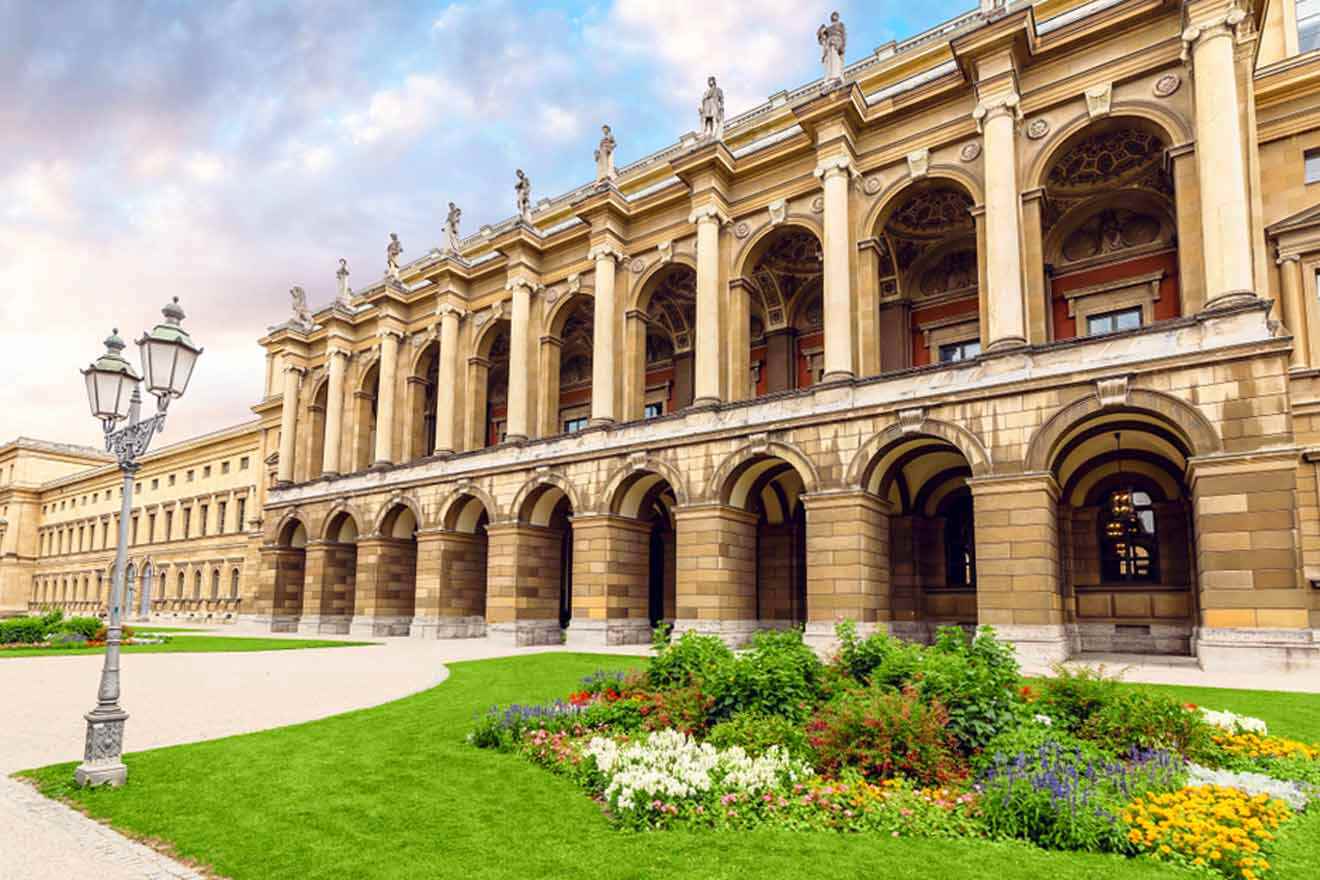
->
[733,221,752,239]
[628,257,646,273]
[1153,73,1181,98]
[1026,118,1050,140]
[810,195,825,213]
[862,175,883,195]
[959,142,981,162]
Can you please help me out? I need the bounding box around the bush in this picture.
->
[90,624,135,643]
[720,629,823,721]
[647,630,734,691]
[806,686,965,786]
[910,626,1022,752]
[834,620,923,687]
[972,722,1116,776]
[707,711,812,761]
[0,616,51,644]
[640,684,715,735]
[978,741,1184,852]
[56,616,102,640]
[1078,690,1215,756]
[1033,666,1123,732]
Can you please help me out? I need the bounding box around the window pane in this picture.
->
[1087,315,1113,335]
[1307,147,1320,183]
[1115,308,1142,331]
[1300,0,1320,21]
[962,341,981,359]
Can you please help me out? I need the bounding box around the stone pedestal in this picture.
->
[671,617,774,649]
[409,615,486,639]
[297,614,351,635]
[992,623,1076,670]
[1195,627,1320,673]
[348,615,412,637]
[486,619,561,646]
[565,618,652,648]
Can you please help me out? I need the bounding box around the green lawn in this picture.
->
[18,653,1319,880]
[0,634,374,658]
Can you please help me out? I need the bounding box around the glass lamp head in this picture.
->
[82,329,141,422]
[137,297,202,405]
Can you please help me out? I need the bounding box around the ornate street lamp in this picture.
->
[75,298,202,787]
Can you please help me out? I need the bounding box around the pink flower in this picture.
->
[695,805,704,814]
[844,810,854,818]
[891,831,900,838]
[763,793,773,803]
[900,808,913,818]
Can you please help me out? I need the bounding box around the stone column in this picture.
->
[814,158,856,382]
[974,92,1028,350]
[1189,453,1315,671]
[484,522,562,645]
[297,540,356,635]
[434,305,462,454]
[276,363,303,485]
[321,347,348,475]
[373,330,401,466]
[589,246,621,425]
[248,545,304,632]
[690,206,726,407]
[505,280,533,442]
[801,491,891,651]
[1185,12,1256,308]
[566,514,653,647]
[349,535,417,637]
[1277,254,1308,370]
[672,504,759,647]
[411,528,488,639]
[968,473,1071,667]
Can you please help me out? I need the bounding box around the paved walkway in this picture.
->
[0,631,646,880]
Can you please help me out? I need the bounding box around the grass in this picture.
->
[18,653,1318,880]
[0,634,373,658]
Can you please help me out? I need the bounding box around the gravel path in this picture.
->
[0,631,647,879]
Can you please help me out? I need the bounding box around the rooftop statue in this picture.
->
[595,125,616,180]
[817,12,846,83]
[386,233,403,280]
[698,76,725,141]
[515,169,532,221]
[335,258,351,305]
[289,286,313,328]
[444,202,462,253]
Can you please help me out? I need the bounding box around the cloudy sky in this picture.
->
[2,0,970,448]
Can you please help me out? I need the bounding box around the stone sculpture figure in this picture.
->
[335,258,351,304]
[386,233,403,279]
[698,76,725,140]
[444,202,462,253]
[515,169,532,221]
[290,286,313,328]
[817,12,846,82]
[595,125,616,180]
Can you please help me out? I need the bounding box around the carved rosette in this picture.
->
[1026,118,1050,140]
[862,176,883,195]
[1153,73,1181,98]
[733,221,751,239]
[959,142,982,162]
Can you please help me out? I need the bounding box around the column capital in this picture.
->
[377,327,405,343]
[282,363,306,376]
[326,346,351,360]
[1180,2,1249,60]
[587,244,626,264]
[688,204,730,226]
[504,277,545,296]
[1276,252,1302,265]
[813,155,856,181]
[436,302,467,320]
[971,91,1021,133]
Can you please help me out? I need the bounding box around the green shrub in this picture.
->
[647,630,734,691]
[834,620,923,687]
[1078,690,1215,756]
[910,626,1022,752]
[706,711,812,760]
[50,631,89,645]
[0,611,62,644]
[806,686,966,786]
[56,616,102,640]
[1033,665,1123,732]
[640,685,715,735]
[720,628,823,721]
[972,723,1116,776]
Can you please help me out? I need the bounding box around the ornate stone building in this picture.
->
[5,0,1320,671]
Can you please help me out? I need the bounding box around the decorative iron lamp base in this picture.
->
[74,707,129,787]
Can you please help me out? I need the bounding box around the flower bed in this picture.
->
[470,623,1319,879]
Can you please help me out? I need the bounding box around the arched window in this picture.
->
[942,492,977,589]
[211,568,220,599]
[193,570,203,598]
[1099,486,1158,582]
[230,568,240,598]
[177,571,186,597]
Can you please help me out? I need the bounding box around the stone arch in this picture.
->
[438,484,500,532]
[847,417,993,489]
[731,215,825,281]
[544,289,594,338]
[315,499,370,541]
[408,333,439,376]
[601,456,692,517]
[862,165,985,236]
[706,438,821,507]
[628,253,698,312]
[272,510,309,547]
[1024,387,1222,473]
[372,492,426,537]
[510,471,586,525]
[472,309,510,359]
[1025,105,1191,192]
[1042,187,1176,267]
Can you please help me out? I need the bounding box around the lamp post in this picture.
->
[75,297,202,787]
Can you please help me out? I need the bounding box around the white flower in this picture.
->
[1033,714,1053,727]
[582,729,812,815]
[1186,763,1312,809]
[1199,707,1268,735]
